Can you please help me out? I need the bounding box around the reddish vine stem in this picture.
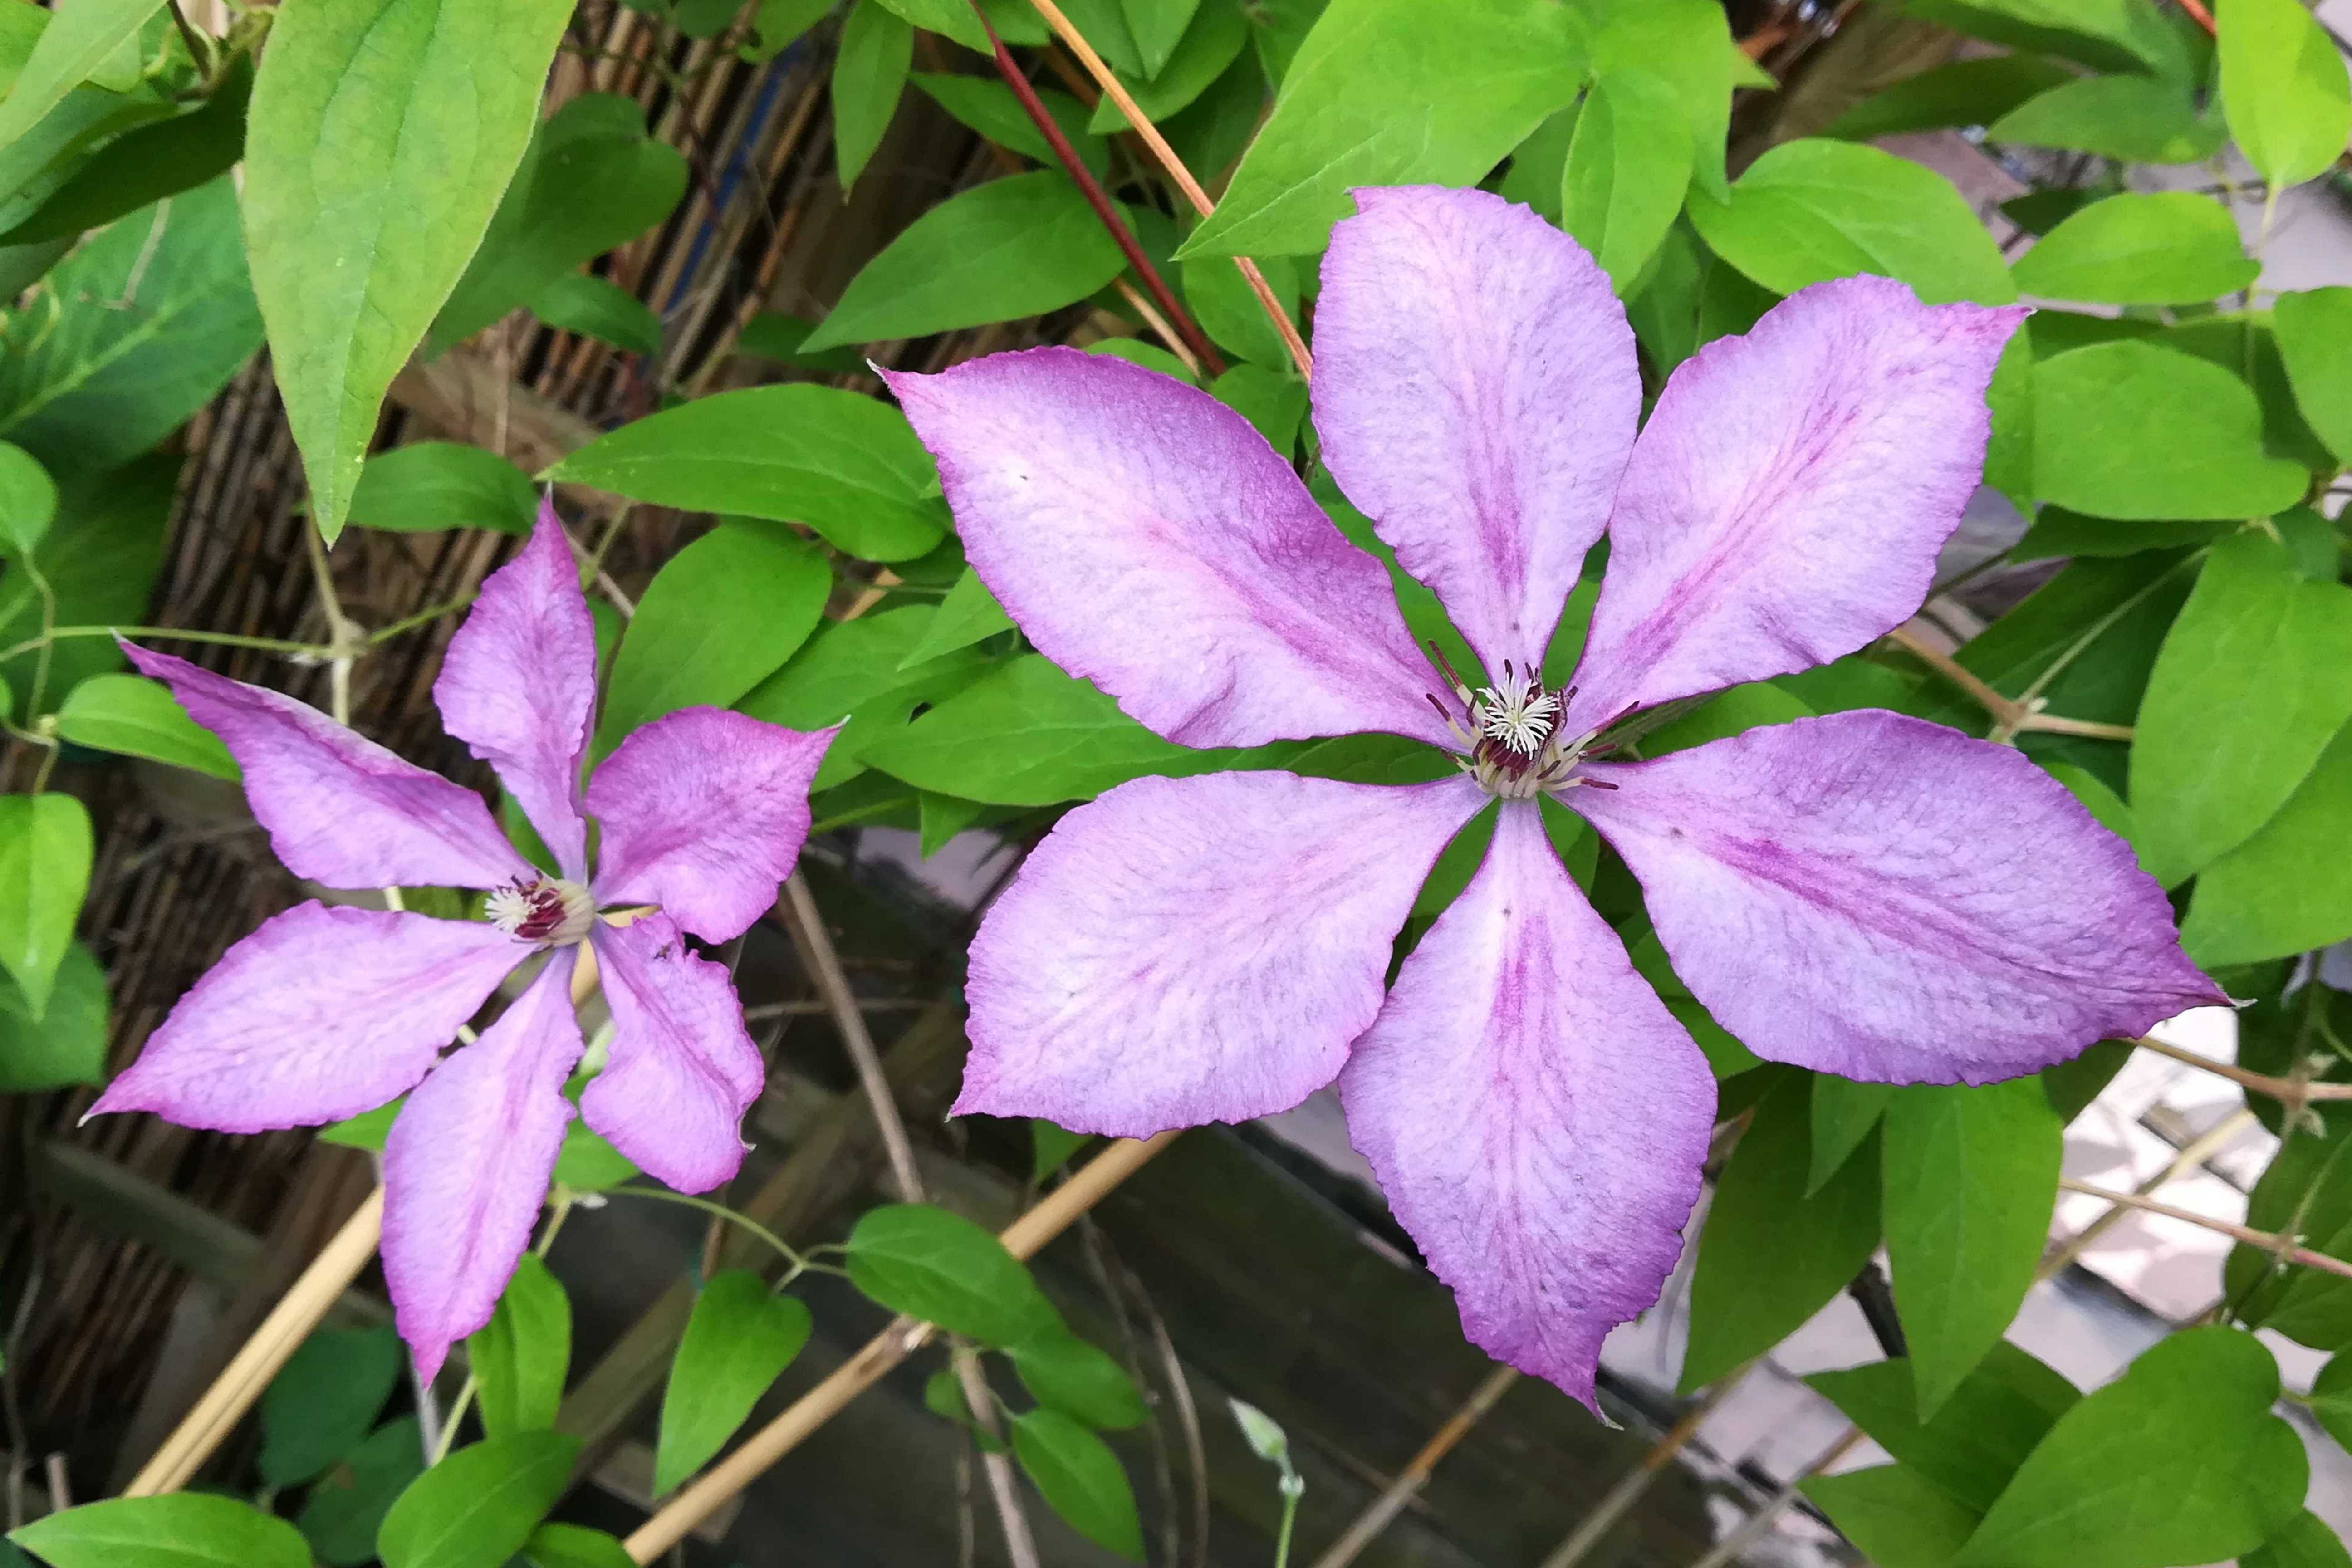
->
[966,1,1226,377]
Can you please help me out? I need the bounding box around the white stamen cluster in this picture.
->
[1423,652,1618,801]
[485,877,596,946]
[1474,675,1561,756]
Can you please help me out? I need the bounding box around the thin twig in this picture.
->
[1884,622,2133,744]
[1116,278,1203,377]
[622,1132,1181,1563]
[2135,1033,2352,1103]
[1538,1362,1758,1568]
[776,872,1039,1568]
[1687,1426,1867,1568]
[2042,1108,2258,1277]
[1310,1365,1518,1568]
[1022,0,1311,376]
[969,2,1223,377]
[2058,1179,2352,1276]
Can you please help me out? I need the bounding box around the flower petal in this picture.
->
[958,769,1485,1137]
[585,707,833,944]
[1313,186,1640,676]
[125,645,533,891]
[381,948,583,1383]
[1572,711,2224,1083]
[581,912,763,1193]
[432,499,597,879]
[1563,279,2025,732]
[883,348,1449,749]
[1338,802,1714,1411]
[89,902,526,1131]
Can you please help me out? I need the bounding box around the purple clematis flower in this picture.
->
[91,502,835,1378]
[884,186,2221,1409]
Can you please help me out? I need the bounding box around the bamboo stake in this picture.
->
[123,1187,387,1496]
[624,1131,1179,1562]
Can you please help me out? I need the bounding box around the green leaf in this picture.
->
[2275,285,2352,464]
[2181,717,2352,966]
[243,0,576,542]
[519,1524,636,1568]
[1207,363,1308,452]
[429,93,688,355]
[833,1,911,191]
[594,520,831,755]
[1030,1118,1091,1181]
[1088,0,1248,132]
[1953,1327,2305,1568]
[1563,69,1693,295]
[376,1431,578,1568]
[2031,342,2308,519]
[804,172,1127,350]
[2132,528,2352,887]
[1895,0,2189,77]
[1009,1328,1147,1430]
[1578,0,1735,200]
[0,792,91,1020]
[298,1418,426,1567]
[2012,505,2231,561]
[654,1270,813,1494]
[531,274,662,358]
[468,1254,570,1438]
[10,1494,309,1568]
[258,1325,404,1487]
[738,607,996,791]
[0,442,54,555]
[0,0,164,155]
[545,385,947,563]
[1986,72,2224,163]
[1639,681,1810,755]
[909,72,1108,178]
[549,1122,638,1191]
[1686,137,2015,305]
[55,674,237,778]
[1808,1342,2079,1513]
[1882,1078,2063,1416]
[349,443,538,537]
[0,58,253,247]
[1125,0,1204,77]
[1825,55,2076,141]
[858,652,1272,805]
[900,568,1013,669]
[1808,1075,1892,1196]
[734,311,870,375]
[2246,1512,2352,1568]
[0,179,261,473]
[1177,0,1583,259]
[2011,192,2256,306]
[2313,1349,2352,1450]
[1010,1408,1144,1560]
[1085,338,1195,379]
[1682,1074,1881,1389]
[2043,760,2143,866]
[1799,1465,1980,1568]
[2218,0,2352,191]
[0,939,107,1091]
[1181,251,1300,368]
[866,0,1053,54]
[843,1202,1060,1344]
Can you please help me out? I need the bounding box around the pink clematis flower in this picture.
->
[92,502,835,1378]
[885,186,2220,1409]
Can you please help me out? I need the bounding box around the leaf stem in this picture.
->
[1022,0,1312,376]
[2058,1178,2352,1277]
[0,624,338,663]
[966,1,1224,377]
[2133,1032,2352,1104]
[605,1185,809,1274]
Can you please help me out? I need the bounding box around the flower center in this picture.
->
[1423,651,1623,802]
[485,877,595,946]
